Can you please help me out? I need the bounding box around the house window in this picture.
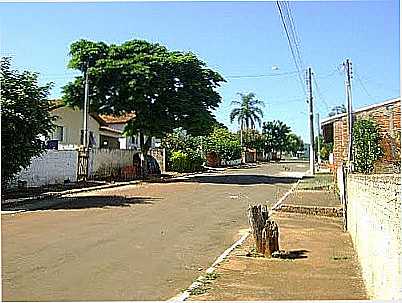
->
[51,126,64,141]
[80,130,96,147]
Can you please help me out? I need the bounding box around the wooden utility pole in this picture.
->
[344,59,353,170]
[316,112,321,165]
[306,67,315,175]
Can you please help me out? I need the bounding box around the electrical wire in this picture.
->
[226,70,299,79]
[354,71,377,102]
[276,1,307,96]
[312,72,330,111]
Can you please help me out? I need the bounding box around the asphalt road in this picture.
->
[1,162,308,301]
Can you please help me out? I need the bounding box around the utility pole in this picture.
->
[344,59,353,170]
[316,112,321,165]
[306,67,315,175]
[83,61,89,150]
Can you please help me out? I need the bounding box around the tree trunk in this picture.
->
[247,204,279,257]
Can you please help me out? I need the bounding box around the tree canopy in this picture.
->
[230,92,264,129]
[62,39,226,150]
[1,57,55,186]
[262,120,291,158]
[328,104,346,117]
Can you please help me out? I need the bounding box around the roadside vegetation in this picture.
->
[1,58,56,187]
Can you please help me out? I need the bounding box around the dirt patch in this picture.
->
[189,212,368,301]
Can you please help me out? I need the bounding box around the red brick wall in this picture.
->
[332,100,401,172]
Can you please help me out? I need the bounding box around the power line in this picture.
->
[283,2,304,70]
[354,71,377,102]
[276,1,306,96]
[312,72,330,111]
[226,70,298,79]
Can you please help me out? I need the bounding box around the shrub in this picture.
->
[169,151,204,173]
[352,118,383,173]
[204,127,242,161]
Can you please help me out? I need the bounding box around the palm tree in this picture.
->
[230,93,264,146]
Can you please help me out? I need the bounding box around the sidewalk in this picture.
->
[187,175,368,301]
[188,211,368,300]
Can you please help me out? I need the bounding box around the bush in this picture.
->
[169,151,204,173]
[204,127,242,161]
[352,118,383,173]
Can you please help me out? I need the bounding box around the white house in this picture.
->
[48,102,122,150]
[48,101,161,150]
[99,113,161,150]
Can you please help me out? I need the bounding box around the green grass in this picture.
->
[298,173,334,191]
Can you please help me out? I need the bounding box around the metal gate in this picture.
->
[77,148,89,181]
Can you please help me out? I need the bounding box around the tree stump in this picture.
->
[247,204,279,257]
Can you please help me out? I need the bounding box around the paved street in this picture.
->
[1,162,307,301]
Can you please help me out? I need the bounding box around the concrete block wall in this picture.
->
[346,174,401,299]
[13,150,78,187]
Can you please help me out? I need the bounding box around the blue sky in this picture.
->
[1,1,399,141]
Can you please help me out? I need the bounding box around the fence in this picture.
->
[346,173,401,299]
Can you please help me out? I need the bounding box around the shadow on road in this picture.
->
[181,175,299,185]
[2,195,158,212]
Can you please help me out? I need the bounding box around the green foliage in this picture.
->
[169,151,204,173]
[285,133,304,156]
[262,120,291,159]
[1,58,55,186]
[62,39,225,153]
[230,92,265,130]
[352,118,383,173]
[320,142,333,160]
[204,127,242,161]
[161,128,202,156]
[242,129,265,152]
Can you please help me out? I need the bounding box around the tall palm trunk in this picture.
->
[240,120,244,147]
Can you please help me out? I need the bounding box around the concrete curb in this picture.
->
[167,231,250,302]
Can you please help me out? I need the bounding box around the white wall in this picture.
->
[88,149,139,178]
[346,174,401,300]
[51,107,101,149]
[13,150,78,187]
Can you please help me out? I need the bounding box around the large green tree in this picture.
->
[262,120,291,160]
[229,92,264,146]
[62,39,225,157]
[1,57,55,186]
[285,133,304,157]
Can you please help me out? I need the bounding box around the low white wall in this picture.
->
[346,174,401,300]
[13,150,78,187]
[88,149,138,178]
[220,159,241,166]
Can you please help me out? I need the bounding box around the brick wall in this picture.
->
[346,174,401,299]
[332,100,401,171]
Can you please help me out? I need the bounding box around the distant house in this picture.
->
[321,97,401,172]
[48,102,122,150]
[48,101,161,151]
